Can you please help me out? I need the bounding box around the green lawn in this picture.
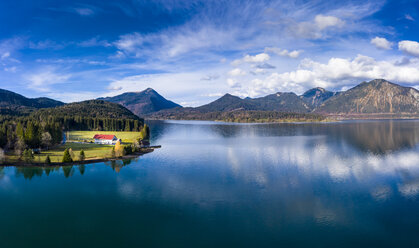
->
[5,131,141,163]
[6,143,114,163]
[67,131,141,144]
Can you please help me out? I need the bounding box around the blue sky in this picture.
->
[1,0,419,106]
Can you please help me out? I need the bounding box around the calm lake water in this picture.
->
[1,120,419,247]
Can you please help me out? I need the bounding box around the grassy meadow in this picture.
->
[5,131,142,164]
[67,131,141,144]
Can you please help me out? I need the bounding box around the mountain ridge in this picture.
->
[315,79,419,114]
[0,88,64,115]
[1,79,418,120]
[147,79,419,119]
[98,88,181,116]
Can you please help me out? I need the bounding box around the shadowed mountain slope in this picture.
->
[316,79,419,114]
[0,88,64,115]
[99,88,181,116]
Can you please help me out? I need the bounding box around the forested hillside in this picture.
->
[0,100,144,153]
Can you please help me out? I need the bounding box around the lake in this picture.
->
[1,120,419,247]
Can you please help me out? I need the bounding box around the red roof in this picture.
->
[93,134,116,140]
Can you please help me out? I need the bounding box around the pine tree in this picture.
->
[0,125,6,148]
[16,122,24,141]
[79,149,85,161]
[62,148,73,163]
[45,155,51,164]
[139,124,150,140]
[125,120,131,131]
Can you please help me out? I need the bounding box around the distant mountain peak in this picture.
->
[317,79,419,114]
[98,88,181,116]
[300,87,336,108]
[143,87,156,93]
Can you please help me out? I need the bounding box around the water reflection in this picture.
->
[146,120,419,201]
[164,120,419,154]
[328,121,419,154]
[9,158,136,179]
[1,120,419,247]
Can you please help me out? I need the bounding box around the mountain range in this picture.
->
[1,79,418,120]
[0,88,64,115]
[143,79,419,119]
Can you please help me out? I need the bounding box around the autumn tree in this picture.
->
[114,140,125,157]
[14,138,26,158]
[111,147,116,158]
[69,148,75,161]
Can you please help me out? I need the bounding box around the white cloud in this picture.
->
[399,40,419,57]
[114,32,144,54]
[201,92,224,97]
[243,53,270,63]
[233,54,419,97]
[229,68,246,76]
[45,91,99,103]
[232,53,270,66]
[74,8,95,16]
[201,74,220,81]
[1,52,10,60]
[4,66,17,73]
[78,37,111,47]
[29,40,65,50]
[114,27,238,58]
[227,78,241,88]
[104,70,229,107]
[405,14,415,21]
[265,47,302,58]
[370,37,392,50]
[314,15,345,30]
[295,15,345,39]
[0,37,23,65]
[246,53,270,63]
[26,68,71,92]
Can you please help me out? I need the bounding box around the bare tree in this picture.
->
[14,138,26,158]
[0,148,5,164]
[41,132,52,150]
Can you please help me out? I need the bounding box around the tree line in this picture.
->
[0,115,143,154]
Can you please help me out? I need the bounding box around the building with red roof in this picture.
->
[93,134,119,145]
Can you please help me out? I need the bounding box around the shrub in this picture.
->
[62,148,73,163]
[23,149,34,163]
[114,140,125,157]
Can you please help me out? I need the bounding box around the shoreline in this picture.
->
[0,147,159,167]
[146,115,419,123]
